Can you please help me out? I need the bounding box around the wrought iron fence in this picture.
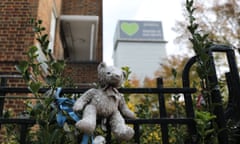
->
[0,44,239,144]
[0,79,197,144]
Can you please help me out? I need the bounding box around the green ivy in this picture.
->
[186,0,220,143]
[14,19,78,144]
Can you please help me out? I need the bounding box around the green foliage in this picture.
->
[195,110,218,144]
[122,66,162,143]
[186,0,214,97]
[186,0,222,143]
[15,19,67,92]
[13,19,78,144]
[135,96,162,143]
[168,69,188,144]
[122,66,191,144]
[122,66,132,89]
[1,109,19,144]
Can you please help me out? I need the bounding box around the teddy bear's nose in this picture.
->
[113,74,120,79]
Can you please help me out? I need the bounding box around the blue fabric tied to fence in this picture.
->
[54,87,93,144]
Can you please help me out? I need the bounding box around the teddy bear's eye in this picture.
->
[107,72,111,75]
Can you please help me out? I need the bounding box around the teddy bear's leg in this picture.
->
[75,104,96,134]
[109,111,134,141]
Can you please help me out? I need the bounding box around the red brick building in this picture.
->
[0,0,102,118]
[0,0,103,87]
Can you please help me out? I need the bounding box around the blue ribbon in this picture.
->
[54,87,93,144]
[56,97,80,125]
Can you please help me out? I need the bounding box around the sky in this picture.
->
[103,0,186,65]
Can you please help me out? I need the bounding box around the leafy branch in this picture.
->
[15,19,66,95]
[186,0,214,111]
[186,0,219,143]
[14,19,79,144]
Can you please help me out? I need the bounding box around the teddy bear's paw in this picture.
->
[75,120,95,134]
[114,126,134,141]
[93,135,106,144]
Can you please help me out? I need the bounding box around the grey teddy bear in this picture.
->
[73,62,136,141]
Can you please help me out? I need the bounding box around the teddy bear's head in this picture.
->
[97,62,126,88]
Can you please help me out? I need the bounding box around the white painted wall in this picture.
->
[113,41,167,80]
[113,20,167,83]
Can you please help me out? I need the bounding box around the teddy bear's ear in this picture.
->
[98,62,106,71]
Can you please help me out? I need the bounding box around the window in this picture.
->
[60,15,99,62]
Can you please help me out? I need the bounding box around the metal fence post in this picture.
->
[157,77,168,144]
[0,77,6,118]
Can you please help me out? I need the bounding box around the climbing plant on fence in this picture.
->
[186,0,227,143]
[14,19,79,144]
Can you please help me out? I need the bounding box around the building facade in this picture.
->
[0,0,103,86]
[0,0,102,119]
[113,20,167,82]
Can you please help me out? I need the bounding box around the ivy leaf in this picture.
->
[52,61,65,74]
[32,63,41,76]
[15,61,29,74]
[27,46,39,59]
[45,75,57,86]
[204,129,215,136]
[38,19,42,24]
[121,66,131,79]
[30,18,35,25]
[33,27,40,33]
[28,81,42,94]
[41,34,48,41]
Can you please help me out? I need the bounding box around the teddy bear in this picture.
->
[73,62,136,141]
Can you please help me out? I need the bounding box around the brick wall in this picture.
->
[0,0,65,113]
[0,0,38,63]
[0,0,40,140]
[64,62,99,87]
[0,0,39,112]
[0,0,103,106]
[0,0,39,83]
[62,0,100,15]
[0,0,103,111]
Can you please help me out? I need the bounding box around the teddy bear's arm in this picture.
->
[118,95,136,119]
[73,88,96,111]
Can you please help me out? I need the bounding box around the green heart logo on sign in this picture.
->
[121,22,139,36]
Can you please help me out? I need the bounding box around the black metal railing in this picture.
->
[0,44,239,144]
[0,78,197,144]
